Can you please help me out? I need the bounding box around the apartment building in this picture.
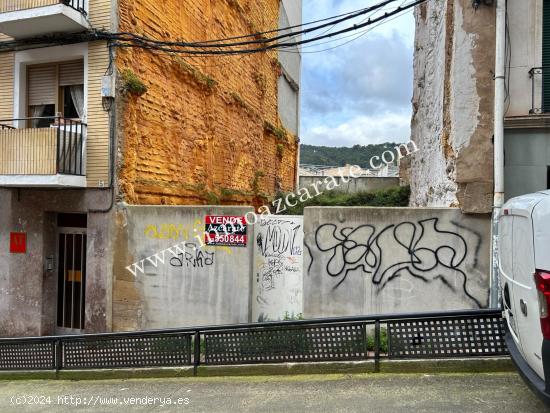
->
[0,0,301,336]
[406,0,550,213]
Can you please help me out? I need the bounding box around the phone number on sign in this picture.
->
[205,234,247,245]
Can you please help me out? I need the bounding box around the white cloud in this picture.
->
[300,0,415,147]
[303,111,411,146]
[302,0,415,44]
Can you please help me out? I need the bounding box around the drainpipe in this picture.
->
[490,0,506,308]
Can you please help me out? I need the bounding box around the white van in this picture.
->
[499,190,550,405]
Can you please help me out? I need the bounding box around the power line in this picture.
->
[105,0,428,56]
[174,2,398,46]
[282,5,413,55]
[108,0,398,50]
[0,0,427,56]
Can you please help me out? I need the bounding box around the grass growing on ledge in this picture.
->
[264,121,287,141]
[121,69,148,96]
[276,143,284,159]
[173,56,217,91]
[279,186,410,215]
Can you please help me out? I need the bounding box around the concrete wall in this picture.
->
[252,216,304,322]
[505,128,550,200]
[408,1,495,214]
[112,205,254,331]
[278,0,302,136]
[0,188,114,337]
[502,1,550,200]
[506,0,543,117]
[303,207,490,318]
[299,176,399,194]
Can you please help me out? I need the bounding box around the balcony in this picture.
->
[0,116,86,187]
[0,0,89,39]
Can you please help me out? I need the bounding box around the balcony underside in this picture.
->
[0,3,89,39]
[0,174,86,187]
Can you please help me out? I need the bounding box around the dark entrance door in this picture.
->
[56,214,87,332]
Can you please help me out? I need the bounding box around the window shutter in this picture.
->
[543,0,550,111]
[27,65,56,106]
[59,60,84,86]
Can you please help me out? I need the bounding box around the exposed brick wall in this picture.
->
[116,0,299,206]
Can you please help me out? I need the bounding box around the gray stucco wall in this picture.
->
[303,207,491,318]
[112,205,254,331]
[506,0,543,117]
[505,128,550,200]
[278,0,301,136]
[0,188,114,337]
[299,176,400,194]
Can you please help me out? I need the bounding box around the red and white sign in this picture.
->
[205,216,247,247]
[9,232,26,254]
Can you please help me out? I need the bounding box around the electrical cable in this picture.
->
[0,0,427,56]
[107,0,398,49]
[281,3,413,55]
[105,0,428,56]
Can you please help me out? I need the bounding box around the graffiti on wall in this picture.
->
[253,217,304,321]
[308,218,483,308]
[169,243,215,269]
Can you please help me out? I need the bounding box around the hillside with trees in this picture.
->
[300,143,401,168]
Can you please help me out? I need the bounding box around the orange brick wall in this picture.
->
[116,0,299,206]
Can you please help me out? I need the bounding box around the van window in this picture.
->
[512,216,535,282]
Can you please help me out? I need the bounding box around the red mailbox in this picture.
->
[9,232,26,254]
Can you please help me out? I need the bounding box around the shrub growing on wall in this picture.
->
[121,69,148,96]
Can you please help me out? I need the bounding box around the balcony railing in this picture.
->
[528,67,550,114]
[0,117,85,176]
[0,0,86,15]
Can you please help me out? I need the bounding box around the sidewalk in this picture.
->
[0,372,546,413]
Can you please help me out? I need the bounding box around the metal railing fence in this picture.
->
[0,116,86,176]
[0,309,508,373]
[0,0,86,15]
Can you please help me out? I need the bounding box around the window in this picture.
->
[62,86,81,119]
[27,60,84,127]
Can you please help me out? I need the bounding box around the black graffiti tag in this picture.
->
[170,245,214,268]
[256,225,302,258]
[257,257,284,294]
[313,218,482,308]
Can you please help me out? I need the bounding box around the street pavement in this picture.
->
[0,372,547,412]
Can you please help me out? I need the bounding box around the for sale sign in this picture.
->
[205,216,247,247]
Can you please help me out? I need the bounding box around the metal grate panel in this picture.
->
[204,323,367,365]
[62,333,192,369]
[0,340,55,370]
[387,316,508,359]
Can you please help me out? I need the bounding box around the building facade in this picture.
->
[407,0,550,213]
[0,0,301,336]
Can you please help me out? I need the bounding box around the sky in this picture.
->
[297,0,415,147]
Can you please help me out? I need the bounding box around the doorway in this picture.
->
[56,213,87,333]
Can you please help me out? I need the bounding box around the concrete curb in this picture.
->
[0,357,514,381]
